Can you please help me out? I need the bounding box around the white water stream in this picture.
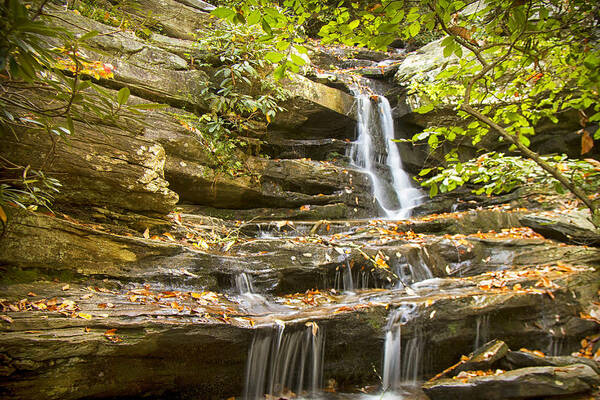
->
[350,94,423,219]
[243,324,324,399]
[382,304,423,391]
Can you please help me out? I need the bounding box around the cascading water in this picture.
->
[235,272,255,294]
[393,253,433,288]
[382,303,423,392]
[473,314,490,352]
[350,93,423,219]
[243,323,324,399]
[334,258,355,292]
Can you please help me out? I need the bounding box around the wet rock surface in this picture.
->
[424,340,600,400]
[2,203,600,399]
[2,2,600,399]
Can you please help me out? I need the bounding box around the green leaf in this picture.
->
[408,21,420,37]
[273,64,287,80]
[429,183,438,197]
[264,51,285,63]
[290,53,306,66]
[66,115,74,135]
[212,7,235,20]
[117,87,130,106]
[348,19,360,30]
[262,19,273,35]
[414,104,434,114]
[247,10,261,25]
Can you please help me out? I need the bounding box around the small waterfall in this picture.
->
[393,254,433,289]
[473,314,490,351]
[335,259,355,292]
[243,323,324,399]
[235,272,255,294]
[382,304,422,391]
[349,94,422,219]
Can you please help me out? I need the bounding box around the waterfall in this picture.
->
[235,272,255,294]
[335,259,355,292]
[393,253,433,288]
[243,323,324,399]
[473,314,490,352]
[350,94,422,219]
[382,304,422,391]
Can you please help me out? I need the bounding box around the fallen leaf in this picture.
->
[104,328,117,336]
[305,321,319,336]
[143,227,150,239]
[62,284,70,291]
[582,130,594,155]
[84,327,91,333]
[27,292,37,297]
[0,315,14,323]
[77,312,92,320]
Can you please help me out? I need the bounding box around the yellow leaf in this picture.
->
[143,227,150,239]
[77,312,92,320]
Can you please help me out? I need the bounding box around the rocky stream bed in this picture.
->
[1,1,600,399]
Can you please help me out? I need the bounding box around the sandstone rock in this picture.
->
[0,116,178,215]
[520,213,600,247]
[45,6,189,70]
[423,364,600,400]
[120,0,214,40]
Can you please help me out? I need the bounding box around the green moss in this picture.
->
[0,266,78,284]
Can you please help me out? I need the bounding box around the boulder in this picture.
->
[279,74,357,127]
[423,364,600,400]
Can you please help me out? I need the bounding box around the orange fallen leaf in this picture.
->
[104,328,117,336]
[163,232,176,241]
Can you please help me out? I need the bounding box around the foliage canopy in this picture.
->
[212,0,600,225]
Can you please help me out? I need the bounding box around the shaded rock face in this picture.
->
[0,3,381,221]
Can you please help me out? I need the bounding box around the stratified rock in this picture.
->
[503,350,600,375]
[120,0,214,40]
[44,6,189,71]
[423,364,600,400]
[164,156,375,217]
[0,116,178,215]
[520,213,600,247]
